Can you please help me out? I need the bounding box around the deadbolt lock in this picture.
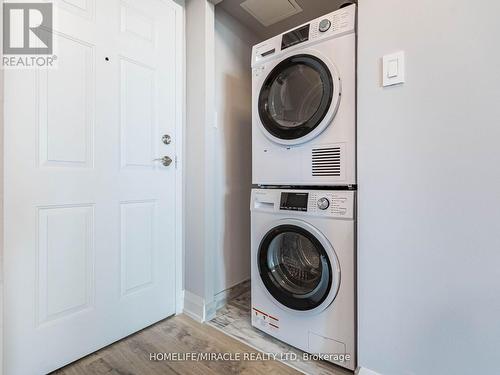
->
[162,134,172,145]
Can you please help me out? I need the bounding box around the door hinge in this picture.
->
[175,155,178,169]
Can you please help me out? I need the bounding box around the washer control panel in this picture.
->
[251,189,355,220]
[308,191,354,219]
[310,6,355,40]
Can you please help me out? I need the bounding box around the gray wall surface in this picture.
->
[184,0,216,302]
[213,8,258,295]
[357,1,500,374]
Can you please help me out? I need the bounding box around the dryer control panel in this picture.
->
[252,4,356,67]
[251,188,355,220]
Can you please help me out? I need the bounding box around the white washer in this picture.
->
[251,188,356,370]
[252,4,356,187]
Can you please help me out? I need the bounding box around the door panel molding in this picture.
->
[57,0,96,21]
[119,200,157,296]
[36,204,95,326]
[37,32,95,168]
[120,1,157,45]
[119,56,157,169]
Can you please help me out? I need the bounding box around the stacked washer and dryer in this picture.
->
[250,4,357,371]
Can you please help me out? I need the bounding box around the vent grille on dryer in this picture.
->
[312,147,341,177]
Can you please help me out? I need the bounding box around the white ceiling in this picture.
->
[217,0,355,41]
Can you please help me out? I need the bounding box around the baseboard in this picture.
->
[184,280,250,323]
[183,290,205,322]
[356,366,383,375]
[205,300,217,321]
[175,290,185,315]
[182,290,217,323]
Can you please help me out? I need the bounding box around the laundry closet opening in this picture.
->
[183,0,355,318]
[211,4,258,306]
[184,1,357,374]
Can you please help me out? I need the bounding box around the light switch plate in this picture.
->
[383,51,405,87]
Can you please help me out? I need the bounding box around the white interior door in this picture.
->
[3,0,183,374]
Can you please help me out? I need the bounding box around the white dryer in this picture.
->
[250,188,356,370]
[252,5,356,187]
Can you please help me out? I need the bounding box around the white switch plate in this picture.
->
[383,51,405,87]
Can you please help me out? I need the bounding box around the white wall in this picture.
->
[357,1,500,374]
[184,1,258,319]
[184,0,216,317]
[213,8,258,295]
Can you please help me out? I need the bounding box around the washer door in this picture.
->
[258,53,340,145]
[258,221,340,312]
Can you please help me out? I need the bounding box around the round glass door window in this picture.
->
[258,224,334,311]
[258,54,335,141]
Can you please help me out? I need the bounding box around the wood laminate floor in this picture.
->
[52,314,300,375]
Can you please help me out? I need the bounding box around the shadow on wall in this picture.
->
[215,73,252,292]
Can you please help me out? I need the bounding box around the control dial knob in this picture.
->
[317,197,330,210]
[319,19,331,33]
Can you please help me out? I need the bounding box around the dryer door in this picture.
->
[258,221,340,313]
[258,53,340,145]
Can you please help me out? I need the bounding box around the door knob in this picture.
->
[153,156,172,167]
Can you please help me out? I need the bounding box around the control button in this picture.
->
[317,197,330,210]
[319,19,331,33]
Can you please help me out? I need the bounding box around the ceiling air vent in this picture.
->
[240,0,303,27]
[312,146,342,177]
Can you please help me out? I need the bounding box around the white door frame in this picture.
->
[0,2,4,372]
[1,2,6,372]
[0,0,186,373]
[171,0,186,316]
